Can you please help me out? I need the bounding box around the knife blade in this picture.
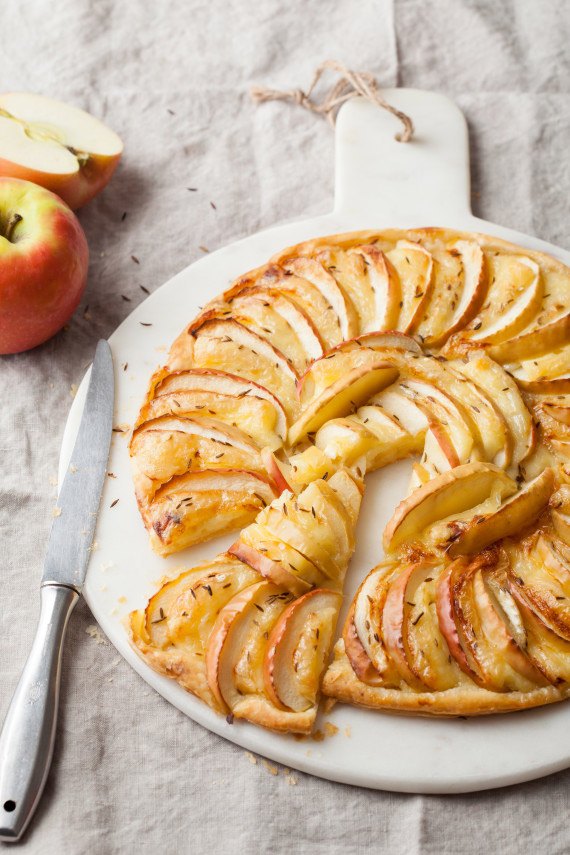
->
[0,339,114,843]
[42,339,114,590]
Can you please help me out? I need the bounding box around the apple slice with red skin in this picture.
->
[346,562,402,686]
[382,562,438,690]
[0,92,123,209]
[234,522,330,588]
[386,239,434,333]
[147,469,277,555]
[288,362,399,445]
[488,312,570,364]
[263,588,342,711]
[131,415,264,483]
[383,462,517,554]
[283,256,360,341]
[169,317,299,418]
[468,255,542,345]
[351,246,402,332]
[436,558,480,682]
[452,352,535,468]
[506,589,570,684]
[507,538,570,642]
[151,368,288,445]
[261,448,294,494]
[446,468,555,558]
[206,581,293,713]
[404,565,466,690]
[472,567,549,687]
[541,400,570,428]
[229,539,311,596]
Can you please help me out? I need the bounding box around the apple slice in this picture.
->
[206,581,294,713]
[467,255,542,344]
[260,448,294,494]
[382,562,437,690]
[130,554,260,711]
[383,461,517,554]
[286,446,338,489]
[508,591,570,684]
[404,564,466,690]
[551,486,570,546]
[508,539,570,642]
[355,405,424,469]
[0,92,123,208]
[229,540,311,596]
[386,239,433,333]
[288,362,399,445]
[234,522,330,588]
[211,287,323,373]
[264,589,342,711]
[131,415,263,483]
[436,558,480,681]
[453,351,535,468]
[146,469,277,555]
[541,399,570,428]
[283,256,359,341]
[296,339,414,405]
[351,246,401,331]
[370,386,429,436]
[169,318,299,419]
[446,469,555,558]
[313,415,396,470]
[151,368,288,446]
[488,312,570,364]
[347,562,401,684]
[420,240,487,346]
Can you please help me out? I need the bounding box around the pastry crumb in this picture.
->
[117,595,127,604]
[324,721,339,738]
[85,624,107,644]
[262,760,279,776]
[312,730,325,742]
[69,464,78,474]
[285,773,298,786]
[49,475,58,486]
[344,726,352,738]
[244,751,257,765]
[52,506,62,518]
[112,423,131,434]
[70,384,78,398]
[322,697,336,714]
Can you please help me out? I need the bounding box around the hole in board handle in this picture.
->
[3,800,16,812]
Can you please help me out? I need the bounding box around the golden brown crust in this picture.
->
[322,641,567,716]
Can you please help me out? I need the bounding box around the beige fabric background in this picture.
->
[1,0,570,852]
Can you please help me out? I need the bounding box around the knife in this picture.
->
[0,339,114,843]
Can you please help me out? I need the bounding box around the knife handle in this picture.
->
[0,583,79,842]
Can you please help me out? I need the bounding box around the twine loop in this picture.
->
[251,60,414,143]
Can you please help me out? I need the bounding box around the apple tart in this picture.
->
[130,227,570,728]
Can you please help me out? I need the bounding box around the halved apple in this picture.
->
[263,589,342,711]
[446,469,555,557]
[206,580,293,713]
[466,255,542,345]
[453,351,535,467]
[146,469,277,555]
[131,415,263,483]
[0,92,123,208]
[383,462,517,554]
[151,368,288,446]
[282,256,359,341]
[385,239,433,333]
[169,318,299,418]
[289,362,399,445]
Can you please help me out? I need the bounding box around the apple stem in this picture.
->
[4,213,22,242]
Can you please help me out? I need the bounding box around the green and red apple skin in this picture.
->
[0,177,88,354]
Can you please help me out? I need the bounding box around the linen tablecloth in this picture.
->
[2,1,570,852]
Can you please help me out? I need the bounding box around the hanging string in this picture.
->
[251,59,414,143]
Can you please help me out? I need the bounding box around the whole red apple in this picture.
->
[0,177,89,354]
